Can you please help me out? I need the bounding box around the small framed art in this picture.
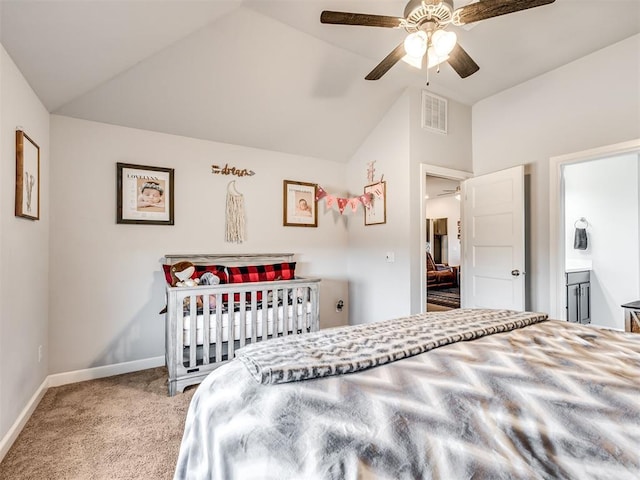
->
[364,181,386,226]
[283,180,317,227]
[117,163,174,225]
[15,130,40,220]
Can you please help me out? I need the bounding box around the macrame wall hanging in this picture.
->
[225,180,246,243]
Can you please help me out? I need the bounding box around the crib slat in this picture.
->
[227,296,235,359]
[295,287,303,333]
[215,294,223,363]
[303,287,309,332]
[306,286,312,332]
[261,289,268,341]
[250,291,258,344]
[281,287,289,337]
[310,284,320,331]
[189,295,197,367]
[202,293,210,365]
[239,295,246,348]
[291,287,304,333]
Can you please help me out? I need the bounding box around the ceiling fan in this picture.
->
[320,0,556,81]
[437,185,461,196]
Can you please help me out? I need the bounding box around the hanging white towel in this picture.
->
[225,181,246,243]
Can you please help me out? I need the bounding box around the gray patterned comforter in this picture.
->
[236,309,547,384]
[174,309,640,480]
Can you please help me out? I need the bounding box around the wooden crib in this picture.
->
[164,254,320,396]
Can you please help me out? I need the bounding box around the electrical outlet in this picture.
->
[38,345,43,363]
[336,300,344,312]
[385,252,395,263]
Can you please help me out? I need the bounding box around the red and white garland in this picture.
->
[315,184,383,215]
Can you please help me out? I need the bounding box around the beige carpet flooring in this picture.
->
[0,367,195,480]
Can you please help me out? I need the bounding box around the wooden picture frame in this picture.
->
[364,181,386,226]
[283,180,317,227]
[15,130,40,220]
[117,162,174,225]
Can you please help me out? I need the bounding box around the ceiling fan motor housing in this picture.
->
[404,0,454,32]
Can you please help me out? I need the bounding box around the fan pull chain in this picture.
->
[425,62,442,86]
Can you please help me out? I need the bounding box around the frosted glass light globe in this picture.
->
[404,31,428,58]
[427,46,449,68]
[431,29,457,57]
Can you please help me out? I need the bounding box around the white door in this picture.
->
[462,165,525,310]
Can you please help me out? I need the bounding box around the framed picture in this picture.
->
[15,130,40,220]
[117,163,174,225]
[364,181,386,226]
[283,180,317,227]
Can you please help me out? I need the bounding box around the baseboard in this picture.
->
[0,377,49,463]
[48,356,165,387]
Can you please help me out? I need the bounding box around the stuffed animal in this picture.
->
[199,272,221,286]
[170,261,200,287]
[169,262,221,310]
[199,272,220,308]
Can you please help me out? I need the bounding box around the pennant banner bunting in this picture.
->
[337,198,348,214]
[325,195,336,209]
[360,193,373,209]
[315,186,327,201]
[315,185,378,215]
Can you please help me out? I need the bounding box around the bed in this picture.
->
[174,308,640,479]
[164,253,320,396]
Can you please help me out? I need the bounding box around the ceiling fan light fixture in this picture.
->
[431,29,457,57]
[426,46,449,69]
[322,0,557,81]
[404,30,428,58]
[402,54,424,69]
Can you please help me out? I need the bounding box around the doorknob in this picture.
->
[511,269,521,277]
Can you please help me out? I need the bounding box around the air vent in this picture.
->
[421,91,448,134]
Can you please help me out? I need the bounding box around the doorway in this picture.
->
[425,175,461,311]
[419,164,472,313]
[549,139,640,329]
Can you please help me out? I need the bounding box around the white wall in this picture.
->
[425,195,461,267]
[346,87,472,323]
[472,34,640,314]
[564,154,639,329]
[49,115,349,374]
[346,92,412,324]
[409,89,473,172]
[409,88,472,313]
[0,45,50,443]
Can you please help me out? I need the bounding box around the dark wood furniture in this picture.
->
[427,252,456,289]
[622,301,640,333]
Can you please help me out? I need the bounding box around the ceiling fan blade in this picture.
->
[447,44,480,78]
[452,0,555,26]
[320,11,404,28]
[365,43,406,80]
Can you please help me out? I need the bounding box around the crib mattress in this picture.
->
[182,302,312,346]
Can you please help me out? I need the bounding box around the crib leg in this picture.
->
[168,380,177,397]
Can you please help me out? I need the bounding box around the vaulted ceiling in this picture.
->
[2,0,639,161]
